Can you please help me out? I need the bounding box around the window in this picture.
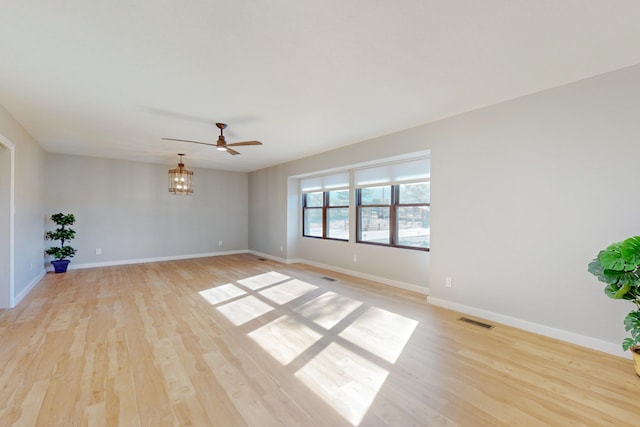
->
[355,158,430,251]
[396,182,430,249]
[302,190,350,240]
[358,185,391,244]
[301,173,350,241]
[302,191,323,237]
[299,157,430,249]
[327,189,349,239]
[357,183,429,250]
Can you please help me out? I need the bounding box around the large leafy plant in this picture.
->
[588,236,640,351]
[45,213,77,260]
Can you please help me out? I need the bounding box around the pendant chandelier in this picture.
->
[168,154,193,195]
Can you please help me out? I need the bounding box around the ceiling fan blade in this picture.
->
[225,140,262,147]
[164,123,262,157]
[162,138,215,147]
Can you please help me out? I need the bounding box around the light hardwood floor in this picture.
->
[1,254,639,426]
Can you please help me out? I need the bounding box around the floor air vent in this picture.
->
[258,258,267,261]
[321,276,336,282]
[458,317,494,329]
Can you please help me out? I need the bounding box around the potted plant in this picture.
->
[588,236,640,376]
[45,213,77,273]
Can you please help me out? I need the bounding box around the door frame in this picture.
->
[0,133,15,308]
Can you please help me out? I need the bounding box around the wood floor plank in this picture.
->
[1,253,640,426]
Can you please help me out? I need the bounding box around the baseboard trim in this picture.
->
[246,251,428,295]
[294,258,429,296]
[47,250,250,271]
[427,296,628,359]
[14,269,46,306]
[247,250,288,264]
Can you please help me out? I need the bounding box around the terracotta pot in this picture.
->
[632,347,640,377]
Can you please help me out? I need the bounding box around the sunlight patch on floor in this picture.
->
[237,271,291,290]
[339,307,418,363]
[198,284,247,305]
[248,315,322,365]
[216,296,274,326]
[258,279,318,305]
[294,292,363,329]
[296,342,389,426]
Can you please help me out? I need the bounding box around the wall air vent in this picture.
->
[457,317,494,329]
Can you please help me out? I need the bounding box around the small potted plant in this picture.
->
[45,212,77,273]
[588,236,640,376]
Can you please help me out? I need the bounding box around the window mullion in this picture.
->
[390,185,397,246]
[322,191,328,239]
[356,188,361,242]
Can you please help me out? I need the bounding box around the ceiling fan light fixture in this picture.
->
[162,122,262,156]
[168,154,193,195]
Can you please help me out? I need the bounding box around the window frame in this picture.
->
[356,182,429,251]
[356,185,392,246]
[302,191,325,239]
[302,189,350,241]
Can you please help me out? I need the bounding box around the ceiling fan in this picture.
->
[163,123,262,155]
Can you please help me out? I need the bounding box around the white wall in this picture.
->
[249,64,640,356]
[45,154,248,267]
[0,104,46,305]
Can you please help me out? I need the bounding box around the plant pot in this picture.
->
[51,259,70,274]
[632,347,640,377]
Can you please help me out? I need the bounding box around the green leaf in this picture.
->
[623,338,635,352]
[50,213,75,226]
[599,243,626,271]
[604,283,628,299]
[602,269,626,284]
[621,236,640,267]
[624,311,640,332]
[587,257,605,279]
[599,237,640,272]
[45,245,76,260]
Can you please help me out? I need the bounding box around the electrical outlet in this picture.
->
[445,276,452,288]
[353,255,357,263]
[95,248,102,255]
[280,245,284,252]
[218,240,223,247]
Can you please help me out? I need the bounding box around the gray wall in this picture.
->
[428,65,640,352]
[249,141,431,291]
[45,154,248,266]
[0,104,46,303]
[249,64,640,355]
[249,164,289,259]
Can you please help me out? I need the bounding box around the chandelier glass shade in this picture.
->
[168,154,193,195]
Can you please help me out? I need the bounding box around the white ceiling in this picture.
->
[1,1,640,172]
